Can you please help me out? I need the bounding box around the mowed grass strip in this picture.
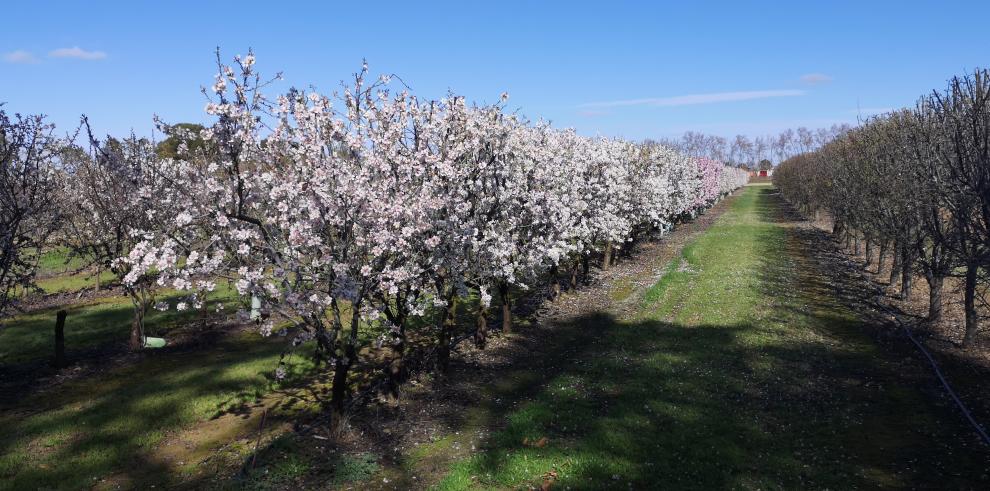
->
[432,184,989,490]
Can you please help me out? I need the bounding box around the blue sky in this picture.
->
[2,1,987,141]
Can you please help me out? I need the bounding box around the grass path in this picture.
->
[426,185,989,489]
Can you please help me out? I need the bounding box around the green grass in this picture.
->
[33,269,117,295]
[0,327,318,491]
[36,247,88,276]
[0,284,241,367]
[0,280,403,490]
[29,247,114,294]
[428,185,989,489]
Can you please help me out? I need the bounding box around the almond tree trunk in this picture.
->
[330,308,361,430]
[876,240,888,276]
[962,263,980,348]
[474,304,489,349]
[549,265,561,300]
[925,272,945,324]
[900,247,913,299]
[386,314,407,400]
[864,238,873,268]
[129,312,143,350]
[330,351,352,430]
[128,290,147,350]
[436,290,455,373]
[888,242,902,286]
[602,242,614,270]
[499,282,512,333]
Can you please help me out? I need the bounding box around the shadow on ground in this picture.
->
[363,186,990,490]
[7,187,989,490]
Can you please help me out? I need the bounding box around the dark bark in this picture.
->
[876,240,888,276]
[436,290,455,373]
[833,219,844,238]
[499,282,512,333]
[925,272,945,324]
[474,304,488,349]
[549,265,561,300]
[330,307,361,429]
[385,312,407,400]
[900,247,913,299]
[962,263,980,348]
[864,238,873,268]
[329,353,351,430]
[581,255,590,285]
[126,287,152,350]
[888,242,902,286]
[53,310,67,368]
[129,313,143,350]
[386,335,405,400]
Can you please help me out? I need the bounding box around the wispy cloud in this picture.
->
[580,89,805,109]
[577,109,609,118]
[3,50,39,64]
[800,73,833,85]
[49,46,107,60]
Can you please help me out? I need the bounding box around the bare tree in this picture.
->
[0,110,62,319]
[921,70,990,346]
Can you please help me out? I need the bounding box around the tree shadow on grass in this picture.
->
[756,187,990,464]
[405,311,988,490]
[0,291,243,409]
[0,329,318,491]
[367,187,990,490]
[11,186,988,490]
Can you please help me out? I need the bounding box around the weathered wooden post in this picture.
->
[54,310,67,368]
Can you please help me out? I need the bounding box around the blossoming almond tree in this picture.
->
[0,110,62,319]
[63,126,181,349]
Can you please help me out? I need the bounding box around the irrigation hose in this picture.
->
[845,253,990,447]
[891,311,990,446]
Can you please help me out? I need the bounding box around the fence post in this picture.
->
[54,310,67,368]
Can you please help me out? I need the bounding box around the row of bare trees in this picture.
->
[775,69,990,348]
[653,125,851,169]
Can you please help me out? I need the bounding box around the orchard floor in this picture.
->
[2,185,988,490]
[363,184,989,490]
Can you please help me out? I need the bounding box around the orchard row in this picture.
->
[775,68,990,347]
[1,51,748,420]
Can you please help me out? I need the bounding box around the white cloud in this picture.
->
[580,89,805,109]
[48,46,107,60]
[3,50,39,64]
[577,109,609,118]
[800,73,833,85]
